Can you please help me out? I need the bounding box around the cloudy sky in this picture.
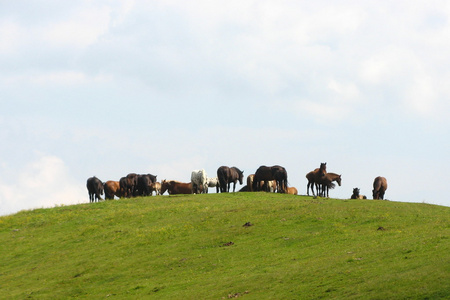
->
[1,1,449,216]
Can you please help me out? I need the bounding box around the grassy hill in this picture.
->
[1,193,449,299]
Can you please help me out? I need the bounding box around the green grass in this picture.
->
[1,193,449,299]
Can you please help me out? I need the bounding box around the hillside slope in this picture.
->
[1,193,449,299]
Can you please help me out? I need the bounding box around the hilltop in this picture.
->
[1,193,449,299]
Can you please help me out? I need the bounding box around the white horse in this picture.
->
[191,169,208,194]
[205,177,220,193]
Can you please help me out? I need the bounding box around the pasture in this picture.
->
[1,193,449,299]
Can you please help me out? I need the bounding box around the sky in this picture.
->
[1,0,449,216]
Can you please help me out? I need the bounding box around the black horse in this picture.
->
[86,176,104,202]
[253,165,288,193]
[217,166,244,193]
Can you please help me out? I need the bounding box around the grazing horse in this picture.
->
[205,177,220,193]
[86,176,104,202]
[253,165,288,193]
[351,188,367,199]
[160,180,193,195]
[191,169,208,194]
[104,180,122,200]
[287,187,298,195]
[217,166,244,193]
[372,176,388,200]
[306,163,327,196]
[319,173,341,198]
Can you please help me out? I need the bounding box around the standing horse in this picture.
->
[205,177,220,193]
[160,180,193,195]
[253,166,273,191]
[306,163,327,196]
[104,180,122,200]
[86,176,104,202]
[372,176,388,200]
[217,166,244,193]
[253,165,288,193]
[319,173,341,198]
[191,169,207,194]
[272,165,288,193]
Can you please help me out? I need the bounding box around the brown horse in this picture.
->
[350,187,367,199]
[319,172,341,198]
[372,176,388,200]
[217,166,244,193]
[160,180,193,195]
[104,180,122,199]
[253,165,288,193]
[306,163,327,196]
[287,187,298,195]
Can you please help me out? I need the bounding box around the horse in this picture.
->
[246,174,255,192]
[150,182,161,195]
[119,173,138,198]
[205,177,220,193]
[126,173,139,196]
[319,172,341,198]
[136,174,156,196]
[350,188,367,199]
[372,176,388,200]
[86,176,104,202]
[306,163,327,196]
[103,180,122,200]
[217,166,244,193]
[160,180,193,195]
[287,187,298,195]
[272,165,288,193]
[253,165,288,193]
[191,169,207,194]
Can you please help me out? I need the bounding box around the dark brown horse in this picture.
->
[160,180,193,195]
[372,176,388,200]
[306,163,327,196]
[319,172,341,198]
[253,165,288,193]
[217,166,244,193]
[86,176,104,202]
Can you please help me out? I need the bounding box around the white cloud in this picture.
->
[0,18,21,54]
[41,5,112,49]
[0,155,86,216]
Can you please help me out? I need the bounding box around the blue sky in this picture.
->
[1,1,449,216]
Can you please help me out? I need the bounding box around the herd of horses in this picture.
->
[86,163,388,203]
